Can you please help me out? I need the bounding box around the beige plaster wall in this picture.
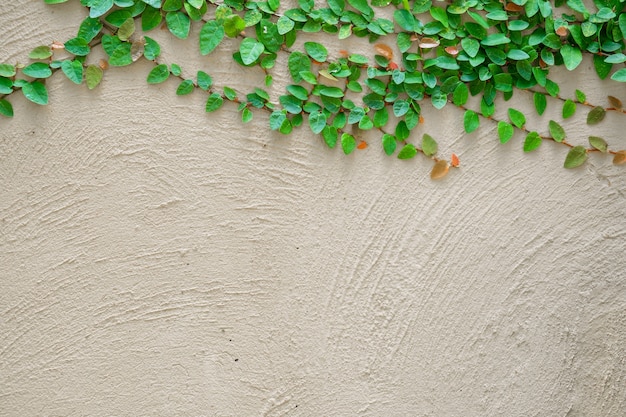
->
[1,2,625,416]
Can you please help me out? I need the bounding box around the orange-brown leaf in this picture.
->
[419,37,440,49]
[98,59,109,70]
[339,49,349,57]
[430,160,449,180]
[51,41,65,50]
[419,114,425,124]
[387,61,399,70]
[357,141,368,150]
[445,46,459,56]
[613,150,626,165]
[555,26,568,36]
[451,153,460,167]
[374,43,393,60]
[505,3,524,12]
[608,95,623,110]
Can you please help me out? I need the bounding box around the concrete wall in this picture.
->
[1,2,625,416]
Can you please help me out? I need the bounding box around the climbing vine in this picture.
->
[1,0,626,178]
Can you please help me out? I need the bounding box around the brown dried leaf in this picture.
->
[419,37,440,49]
[555,26,569,36]
[374,43,393,60]
[131,38,145,62]
[450,153,460,167]
[51,41,65,50]
[613,150,626,165]
[430,160,449,180]
[445,46,459,56]
[505,3,524,12]
[608,95,622,109]
[98,59,109,70]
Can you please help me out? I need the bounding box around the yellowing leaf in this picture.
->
[430,160,449,179]
[589,136,608,152]
[613,150,626,165]
[374,43,393,60]
[608,95,622,109]
[318,69,337,81]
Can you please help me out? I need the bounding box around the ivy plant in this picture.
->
[1,0,626,179]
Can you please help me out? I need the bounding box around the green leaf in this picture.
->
[508,108,526,129]
[575,89,586,103]
[562,99,576,118]
[453,82,469,106]
[564,146,588,168]
[498,121,514,144]
[142,6,162,31]
[0,77,13,94]
[197,70,212,90]
[382,134,396,155]
[22,62,52,79]
[322,126,338,148]
[22,81,48,105]
[548,120,566,142]
[309,112,327,134]
[170,63,182,77]
[143,36,160,60]
[523,131,542,152]
[29,46,53,60]
[85,65,103,89]
[533,92,547,115]
[108,44,132,66]
[224,86,237,101]
[89,0,114,18]
[239,38,264,65]
[61,60,83,84]
[0,64,16,77]
[589,136,607,152]
[431,89,447,110]
[118,17,135,41]
[224,15,246,38]
[461,37,480,58]
[277,16,295,35]
[288,52,311,82]
[242,107,253,123]
[422,134,437,156]
[341,133,357,155]
[0,99,13,117]
[64,37,91,56]
[199,21,224,55]
[560,45,583,71]
[166,11,190,39]
[463,110,480,133]
[481,33,511,46]
[147,64,170,84]
[593,55,612,79]
[205,93,223,112]
[586,106,606,124]
[304,42,328,62]
[176,79,194,95]
[397,143,417,159]
[610,68,626,82]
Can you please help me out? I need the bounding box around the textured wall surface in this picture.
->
[1,2,625,416]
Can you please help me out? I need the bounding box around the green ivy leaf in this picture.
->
[382,133,396,155]
[586,106,606,124]
[548,120,566,142]
[176,79,194,95]
[498,121,514,144]
[143,36,160,60]
[575,89,586,103]
[224,15,245,38]
[422,133,437,156]
[463,110,480,133]
[199,21,224,55]
[322,126,338,148]
[341,133,357,155]
[29,46,53,60]
[0,99,13,117]
[308,112,327,134]
[205,93,223,112]
[147,64,170,84]
[89,0,114,18]
[397,143,417,159]
[241,107,253,123]
[588,136,607,152]
[85,65,103,90]
[304,42,328,62]
[277,16,295,35]
[523,131,542,152]
[196,70,212,91]
[239,38,265,65]
[562,99,576,119]
[0,64,16,77]
[166,11,191,39]
[508,108,526,129]
[452,82,468,106]
[430,89,447,110]
[560,45,583,71]
[22,81,48,105]
[593,55,612,79]
[533,92,547,115]
[22,62,52,79]
[61,60,83,84]
[288,52,311,82]
[564,145,588,168]
[610,68,626,82]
